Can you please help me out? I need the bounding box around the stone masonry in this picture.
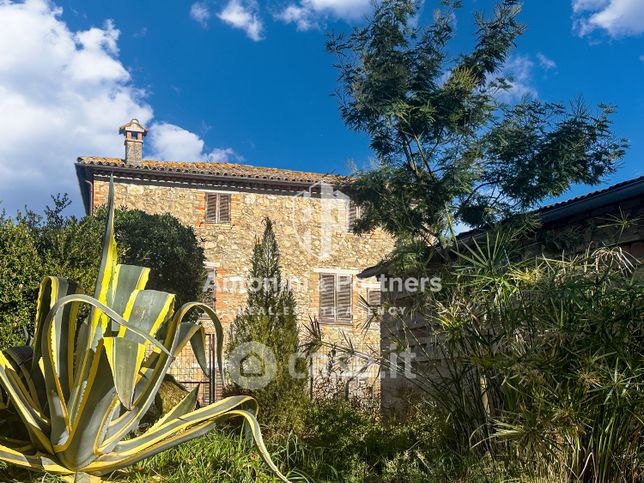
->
[77,120,395,401]
[88,172,393,397]
[92,180,393,329]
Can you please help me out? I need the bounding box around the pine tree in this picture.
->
[226,218,307,431]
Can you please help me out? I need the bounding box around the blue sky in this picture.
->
[0,0,642,216]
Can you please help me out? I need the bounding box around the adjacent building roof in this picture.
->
[358,175,644,278]
[451,175,644,241]
[75,156,348,214]
[536,175,644,224]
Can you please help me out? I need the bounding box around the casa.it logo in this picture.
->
[226,342,277,390]
[291,180,349,259]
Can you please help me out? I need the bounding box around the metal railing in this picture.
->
[168,333,219,405]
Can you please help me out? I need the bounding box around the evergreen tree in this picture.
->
[227,218,307,431]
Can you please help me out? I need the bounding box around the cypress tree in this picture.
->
[226,218,307,431]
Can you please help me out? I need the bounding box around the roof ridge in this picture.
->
[76,156,347,184]
[76,156,343,177]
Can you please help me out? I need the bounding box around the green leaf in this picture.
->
[153,386,199,428]
[103,337,141,410]
[189,325,209,377]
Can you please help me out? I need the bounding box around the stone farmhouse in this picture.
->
[75,119,394,401]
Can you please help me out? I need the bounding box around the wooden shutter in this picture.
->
[336,275,352,322]
[347,201,362,233]
[347,201,357,232]
[367,288,381,307]
[218,194,231,223]
[319,274,336,322]
[204,193,231,224]
[205,193,218,223]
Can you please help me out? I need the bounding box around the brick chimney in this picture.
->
[119,119,147,165]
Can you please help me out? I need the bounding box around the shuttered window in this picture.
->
[347,201,361,233]
[205,193,231,224]
[367,288,381,307]
[319,274,336,322]
[336,275,352,322]
[319,273,353,323]
[218,193,230,223]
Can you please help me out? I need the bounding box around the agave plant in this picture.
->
[0,181,288,481]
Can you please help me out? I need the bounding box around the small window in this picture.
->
[205,193,231,224]
[319,273,353,323]
[366,288,381,307]
[347,201,361,233]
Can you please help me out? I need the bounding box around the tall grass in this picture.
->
[0,429,299,482]
[309,228,642,481]
[388,234,643,482]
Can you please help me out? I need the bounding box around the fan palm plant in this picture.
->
[0,180,288,481]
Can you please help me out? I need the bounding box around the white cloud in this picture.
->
[277,0,373,31]
[190,2,211,27]
[276,4,317,31]
[217,0,263,41]
[0,0,235,214]
[537,52,557,70]
[504,56,537,101]
[148,123,239,163]
[491,56,537,103]
[207,147,239,163]
[572,0,610,13]
[572,0,644,37]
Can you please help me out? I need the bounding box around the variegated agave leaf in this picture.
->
[0,179,288,481]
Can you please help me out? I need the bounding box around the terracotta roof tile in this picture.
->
[77,157,347,184]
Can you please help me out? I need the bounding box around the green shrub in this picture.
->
[107,208,206,308]
[0,196,205,349]
[383,234,643,482]
[0,215,42,348]
[277,398,464,482]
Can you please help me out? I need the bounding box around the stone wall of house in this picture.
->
[93,179,394,393]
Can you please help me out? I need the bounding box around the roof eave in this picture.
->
[75,161,92,215]
[538,178,644,224]
[74,161,347,192]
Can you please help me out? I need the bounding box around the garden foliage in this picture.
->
[387,234,642,481]
[0,195,205,350]
[0,181,286,480]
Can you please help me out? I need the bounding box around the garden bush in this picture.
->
[0,196,205,350]
[0,214,42,347]
[377,234,643,482]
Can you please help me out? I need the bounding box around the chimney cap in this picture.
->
[119,118,148,135]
